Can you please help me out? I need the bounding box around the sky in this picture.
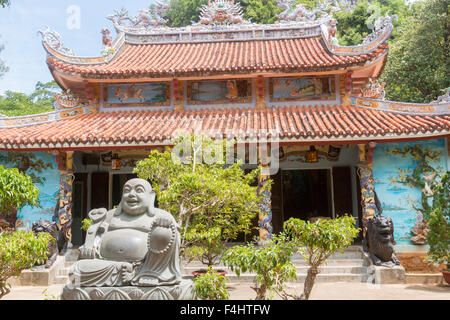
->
[0,0,156,94]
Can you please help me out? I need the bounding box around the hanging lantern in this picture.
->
[305,146,319,163]
[111,153,121,170]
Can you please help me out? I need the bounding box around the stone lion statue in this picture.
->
[363,214,401,267]
[31,219,60,269]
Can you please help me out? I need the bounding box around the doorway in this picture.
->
[282,169,333,222]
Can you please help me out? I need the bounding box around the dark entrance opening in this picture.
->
[282,169,333,221]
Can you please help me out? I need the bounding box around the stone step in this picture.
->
[183,272,369,283]
[54,275,69,285]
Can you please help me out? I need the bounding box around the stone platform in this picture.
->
[61,280,194,300]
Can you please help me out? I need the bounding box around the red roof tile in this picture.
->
[48,37,382,78]
[0,105,448,150]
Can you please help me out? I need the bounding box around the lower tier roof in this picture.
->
[0,105,449,151]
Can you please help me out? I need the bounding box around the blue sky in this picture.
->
[0,0,156,94]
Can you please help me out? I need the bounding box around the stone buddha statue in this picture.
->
[62,178,193,300]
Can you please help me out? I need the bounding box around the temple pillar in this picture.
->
[257,145,273,244]
[357,142,377,225]
[55,151,74,244]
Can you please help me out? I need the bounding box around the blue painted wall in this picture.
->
[0,152,60,227]
[373,138,447,246]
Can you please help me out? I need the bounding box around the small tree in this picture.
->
[0,166,40,226]
[222,235,297,300]
[193,266,230,300]
[134,132,262,266]
[426,172,449,270]
[284,216,359,300]
[0,230,52,298]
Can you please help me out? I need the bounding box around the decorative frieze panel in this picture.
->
[0,105,97,129]
[343,94,450,115]
[187,79,251,105]
[269,76,335,101]
[105,82,170,107]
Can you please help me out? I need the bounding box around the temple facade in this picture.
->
[0,0,448,258]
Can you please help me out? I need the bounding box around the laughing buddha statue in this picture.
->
[62,178,193,300]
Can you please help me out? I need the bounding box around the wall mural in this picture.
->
[270,76,334,101]
[0,152,60,229]
[276,145,342,162]
[106,82,170,106]
[372,139,447,246]
[188,79,251,104]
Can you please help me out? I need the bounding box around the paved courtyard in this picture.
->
[3,282,449,300]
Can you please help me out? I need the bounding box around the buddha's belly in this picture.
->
[100,229,148,262]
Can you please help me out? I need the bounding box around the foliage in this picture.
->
[0,165,40,218]
[426,172,450,270]
[284,215,359,300]
[192,266,230,300]
[386,145,443,222]
[165,0,209,27]
[134,132,262,266]
[0,0,10,8]
[222,235,297,300]
[81,218,93,232]
[0,81,60,117]
[0,230,52,298]
[0,152,54,185]
[239,0,281,24]
[380,0,450,103]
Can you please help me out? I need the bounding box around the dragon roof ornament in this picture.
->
[107,1,170,33]
[195,0,249,26]
[38,27,75,56]
[362,12,398,44]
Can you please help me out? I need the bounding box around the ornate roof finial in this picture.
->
[38,26,75,56]
[431,88,450,104]
[195,0,249,26]
[361,78,386,100]
[107,0,169,31]
[363,12,397,44]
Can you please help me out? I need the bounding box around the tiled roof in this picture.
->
[0,105,448,150]
[47,38,385,78]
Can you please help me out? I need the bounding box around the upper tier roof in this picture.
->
[40,1,395,80]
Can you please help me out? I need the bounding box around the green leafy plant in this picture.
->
[426,172,449,270]
[0,165,40,218]
[284,215,359,300]
[81,218,93,232]
[134,132,262,267]
[222,235,296,300]
[192,266,230,300]
[0,230,52,298]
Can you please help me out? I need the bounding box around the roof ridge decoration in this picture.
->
[196,0,248,26]
[343,93,450,116]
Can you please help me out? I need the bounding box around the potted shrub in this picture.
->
[134,132,263,275]
[192,266,230,300]
[222,235,297,300]
[284,215,360,299]
[426,172,449,284]
[0,230,52,298]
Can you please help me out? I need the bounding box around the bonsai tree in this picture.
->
[192,266,230,300]
[426,172,449,272]
[284,215,359,300]
[0,165,40,227]
[222,235,297,300]
[0,230,52,298]
[134,132,263,267]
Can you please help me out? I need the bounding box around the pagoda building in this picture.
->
[0,0,448,253]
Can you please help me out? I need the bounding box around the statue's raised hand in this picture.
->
[148,214,176,254]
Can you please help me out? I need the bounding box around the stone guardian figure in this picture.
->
[62,178,193,300]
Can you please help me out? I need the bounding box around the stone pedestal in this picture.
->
[368,265,406,284]
[61,279,194,300]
